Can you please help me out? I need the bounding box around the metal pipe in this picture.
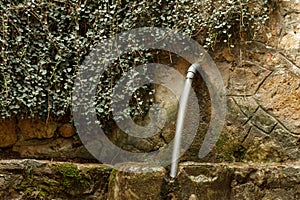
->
[186,62,199,79]
[170,62,200,178]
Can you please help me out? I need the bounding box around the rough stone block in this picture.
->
[0,119,17,148]
[18,118,58,139]
[107,162,166,200]
[58,123,76,138]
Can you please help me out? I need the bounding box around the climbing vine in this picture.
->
[0,0,276,121]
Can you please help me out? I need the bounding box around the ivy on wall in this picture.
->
[0,0,275,120]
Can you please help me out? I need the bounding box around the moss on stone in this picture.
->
[215,133,246,162]
[56,163,82,180]
[55,163,90,192]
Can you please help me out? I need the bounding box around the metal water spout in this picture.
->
[170,62,201,178]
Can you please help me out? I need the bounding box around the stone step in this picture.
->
[0,159,299,200]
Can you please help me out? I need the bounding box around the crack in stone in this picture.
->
[250,123,272,135]
[231,97,255,119]
[227,58,273,97]
[242,106,260,126]
[253,71,273,95]
[227,94,253,97]
[231,93,297,137]
[241,126,253,144]
[244,40,277,53]
[268,123,278,134]
[277,52,300,75]
[282,10,300,17]
[252,99,296,136]
[242,60,274,72]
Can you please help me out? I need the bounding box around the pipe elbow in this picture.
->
[186,62,200,79]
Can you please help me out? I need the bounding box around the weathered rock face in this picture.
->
[215,49,300,162]
[277,2,300,67]
[256,70,300,133]
[0,118,17,148]
[212,1,300,163]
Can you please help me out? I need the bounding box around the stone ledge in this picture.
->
[169,162,300,200]
[0,159,113,200]
[0,160,299,200]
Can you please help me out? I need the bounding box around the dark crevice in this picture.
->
[278,52,300,70]
[254,71,273,95]
[241,126,252,144]
[252,124,272,135]
[268,123,278,134]
[242,105,260,126]
[233,145,247,162]
[253,101,295,136]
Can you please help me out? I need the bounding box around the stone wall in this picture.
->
[0,0,299,164]
[0,0,299,163]
[0,117,94,161]
[0,1,299,199]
